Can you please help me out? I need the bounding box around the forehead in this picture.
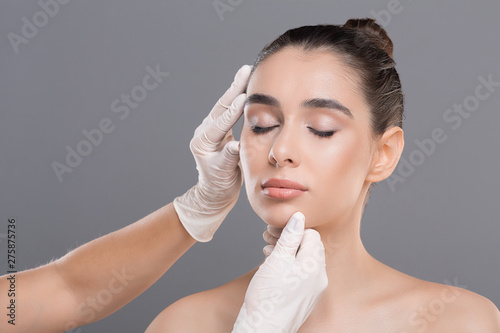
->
[247,47,369,117]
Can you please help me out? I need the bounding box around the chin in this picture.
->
[252,200,308,228]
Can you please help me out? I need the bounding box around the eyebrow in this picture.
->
[244,93,353,118]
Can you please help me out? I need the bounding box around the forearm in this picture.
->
[56,201,196,325]
[0,201,196,332]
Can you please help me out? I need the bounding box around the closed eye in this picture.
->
[251,125,279,134]
[307,127,336,138]
[251,125,336,138]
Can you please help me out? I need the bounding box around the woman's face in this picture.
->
[240,47,377,231]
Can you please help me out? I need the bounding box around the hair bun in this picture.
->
[343,18,393,58]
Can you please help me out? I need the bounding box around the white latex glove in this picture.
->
[232,212,328,333]
[262,224,283,257]
[173,65,251,242]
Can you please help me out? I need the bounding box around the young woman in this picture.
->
[147,18,500,332]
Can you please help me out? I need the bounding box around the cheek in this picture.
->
[322,131,370,181]
[307,137,357,183]
[301,135,371,227]
[240,131,266,188]
[240,131,279,223]
[240,130,270,171]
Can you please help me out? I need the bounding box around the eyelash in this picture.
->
[251,125,335,138]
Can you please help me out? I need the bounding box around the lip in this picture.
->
[261,178,307,199]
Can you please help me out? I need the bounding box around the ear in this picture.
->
[366,126,404,183]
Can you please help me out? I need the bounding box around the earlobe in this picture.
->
[366,127,404,183]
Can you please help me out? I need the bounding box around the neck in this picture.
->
[311,194,383,311]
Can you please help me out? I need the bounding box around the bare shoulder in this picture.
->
[435,283,500,332]
[145,267,258,333]
[409,278,500,332]
[367,264,499,333]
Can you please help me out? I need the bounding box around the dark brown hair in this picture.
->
[249,18,405,202]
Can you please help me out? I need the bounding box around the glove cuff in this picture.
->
[173,184,239,242]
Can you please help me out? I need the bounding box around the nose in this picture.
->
[268,124,301,167]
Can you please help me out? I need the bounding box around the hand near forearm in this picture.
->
[0,65,252,333]
[174,64,251,242]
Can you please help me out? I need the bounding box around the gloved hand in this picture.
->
[262,224,283,257]
[173,65,251,242]
[232,212,328,333]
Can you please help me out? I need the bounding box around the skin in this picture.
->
[147,47,500,332]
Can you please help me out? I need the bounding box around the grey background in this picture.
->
[1,0,499,331]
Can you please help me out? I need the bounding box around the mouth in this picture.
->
[261,178,307,199]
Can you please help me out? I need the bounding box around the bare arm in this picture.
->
[0,202,196,333]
